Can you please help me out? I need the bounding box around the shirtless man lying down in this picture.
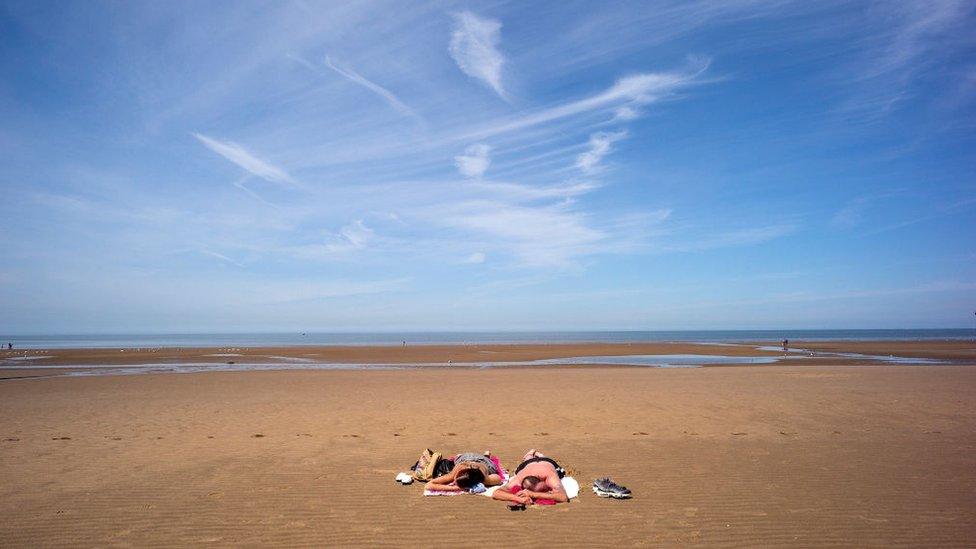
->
[492,449,569,505]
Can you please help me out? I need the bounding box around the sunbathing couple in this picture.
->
[425,449,569,505]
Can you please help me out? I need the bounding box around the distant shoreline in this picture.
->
[1,341,973,378]
[0,329,972,350]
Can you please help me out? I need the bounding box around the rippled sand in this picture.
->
[1,358,975,546]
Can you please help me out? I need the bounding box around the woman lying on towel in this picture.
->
[424,452,503,493]
[492,449,569,505]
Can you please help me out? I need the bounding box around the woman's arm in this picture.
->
[485,473,502,486]
[424,470,460,491]
[425,482,462,492]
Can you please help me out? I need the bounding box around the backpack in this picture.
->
[411,448,442,481]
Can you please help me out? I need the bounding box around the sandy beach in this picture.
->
[0,342,976,547]
[1,341,975,546]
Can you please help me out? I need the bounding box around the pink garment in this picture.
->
[488,455,504,476]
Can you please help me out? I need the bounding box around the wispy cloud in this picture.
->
[323,56,419,119]
[449,11,507,100]
[830,198,868,228]
[198,248,244,267]
[576,131,627,173]
[436,199,606,267]
[457,57,710,141]
[838,0,973,116]
[455,143,491,178]
[288,219,375,259]
[192,133,299,187]
[255,277,409,304]
[464,251,486,264]
[661,224,797,253]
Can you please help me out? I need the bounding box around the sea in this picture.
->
[1,329,972,349]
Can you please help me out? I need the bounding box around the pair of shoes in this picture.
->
[395,472,414,485]
[592,477,631,499]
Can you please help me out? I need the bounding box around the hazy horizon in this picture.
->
[1,1,974,333]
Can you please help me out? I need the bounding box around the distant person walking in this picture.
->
[6,343,11,350]
[782,338,789,352]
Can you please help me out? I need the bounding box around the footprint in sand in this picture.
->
[108,436,123,441]
[3,438,19,442]
[683,431,700,436]
[633,431,649,436]
[445,433,457,436]
[296,433,312,437]
[342,434,360,438]
[252,434,265,438]
[52,436,71,441]
[155,436,163,440]
[731,432,747,436]
[535,432,549,436]
[392,433,400,437]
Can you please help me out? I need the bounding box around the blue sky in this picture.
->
[0,0,974,333]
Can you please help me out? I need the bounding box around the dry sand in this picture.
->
[1,343,975,546]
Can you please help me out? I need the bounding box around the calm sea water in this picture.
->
[1,329,972,349]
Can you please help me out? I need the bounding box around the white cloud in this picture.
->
[449,12,507,99]
[836,0,971,116]
[664,224,797,252]
[455,143,492,178]
[465,252,486,264]
[326,219,374,252]
[830,202,864,228]
[464,180,599,202]
[192,133,298,187]
[576,131,627,173]
[457,57,709,141]
[287,220,374,259]
[613,106,640,121]
[198,249,244,267]
[323,56,418,119]
[439,200,605,267]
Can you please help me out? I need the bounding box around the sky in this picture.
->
[0,0,974,333]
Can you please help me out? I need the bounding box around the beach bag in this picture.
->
[412,449,442,481]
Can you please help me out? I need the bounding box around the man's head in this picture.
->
[455,467,485,490]
[521,475,546,492]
